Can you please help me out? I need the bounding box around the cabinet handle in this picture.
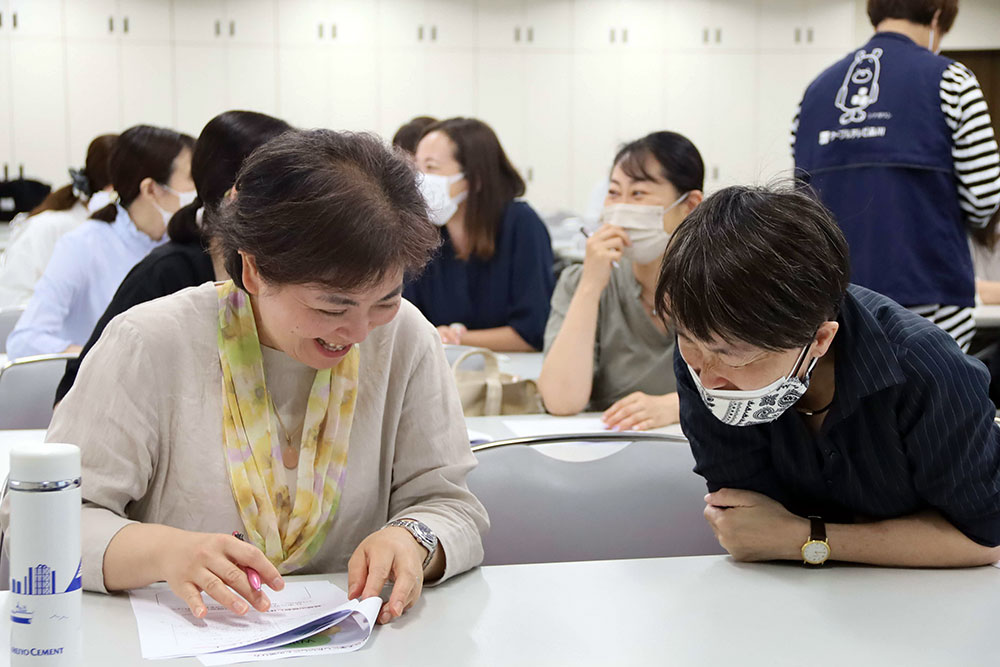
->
[418,24,424,41]
[318,23,323,39]
[11,12,15,29]
[712,166,719,180]
[514,26,520,42]
[18,165,24,179]
[229,20,235,37]
[215,20,221,37]
[1,12,3,29]
[123,16,129,34]
[702,27,709,44]
[527,26,533,43]
[527,167,534,182]
[715,27,721,43]
[3,165,7,181]
[622,27,628,43]
[806,27,814,43]
[332,23,337,39]
[109,16,114,33]
[794,27,801,43]
[610,27,615,43]
[430,25,436,41]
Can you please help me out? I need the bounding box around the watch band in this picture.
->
[385,518,437,570]
[809,515,826,541]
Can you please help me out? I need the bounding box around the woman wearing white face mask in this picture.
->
[406,118,555,352]
[539,132,703,429]
[7,125,194,359]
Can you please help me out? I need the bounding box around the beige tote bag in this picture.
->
[452,347,544,417]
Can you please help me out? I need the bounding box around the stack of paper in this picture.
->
[129,581,381,664]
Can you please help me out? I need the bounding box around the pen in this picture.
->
[579,225,619,268]
[232,531,262,592]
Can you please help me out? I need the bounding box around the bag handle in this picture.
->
[450,347,500,375]
[451,347,503,416]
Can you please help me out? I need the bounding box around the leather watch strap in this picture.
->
[809,515,826,541]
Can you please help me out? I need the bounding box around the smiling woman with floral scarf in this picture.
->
[28,129,489,627]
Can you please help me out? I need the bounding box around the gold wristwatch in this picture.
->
[801,516,830,565]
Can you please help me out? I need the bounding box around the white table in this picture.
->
[2,555,997,665]
[496,351,542,380]
[974,305,1000,329]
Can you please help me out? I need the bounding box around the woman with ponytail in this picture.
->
[6,125,194,359]
[55,111,292,402]
[0,134,118,308]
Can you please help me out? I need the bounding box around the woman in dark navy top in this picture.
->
[406,118,554,351]
[55,111,292,403]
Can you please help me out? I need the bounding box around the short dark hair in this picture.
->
[91,125,195,223]
[419,117,525,261]
[392,116,438,154]
[612,131,705,194]
[168,111,292,245]
[218,129,440,292]
[656,184,850,351]
[868,0,958,31]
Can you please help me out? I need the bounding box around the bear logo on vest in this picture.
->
[835,48,883,125]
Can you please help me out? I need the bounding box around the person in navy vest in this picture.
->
[793,0,1000,352]
[658,184,1000,568]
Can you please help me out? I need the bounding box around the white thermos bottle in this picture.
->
[8,443,82,665]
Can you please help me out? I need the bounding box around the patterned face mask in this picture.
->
[686,344,817,427]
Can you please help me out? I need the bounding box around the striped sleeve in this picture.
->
[790,103,801,159]
[940,61,1000,228]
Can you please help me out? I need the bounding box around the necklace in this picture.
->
[270,399,299,469]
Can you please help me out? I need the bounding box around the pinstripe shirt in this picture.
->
[676,285,1000,547]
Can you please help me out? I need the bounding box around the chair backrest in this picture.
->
[0,354,75,429]
[0,306,25,353]
[467,435,725,565]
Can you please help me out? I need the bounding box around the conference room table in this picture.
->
[2,554,998,665]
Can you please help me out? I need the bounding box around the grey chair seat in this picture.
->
[468,435,725,566]
[0,353,76,429]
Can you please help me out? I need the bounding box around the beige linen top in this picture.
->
[41,283,488,592]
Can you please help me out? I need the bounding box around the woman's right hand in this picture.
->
[580,224,630,292]
[157,530,285,618]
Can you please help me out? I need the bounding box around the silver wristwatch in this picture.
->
[385,518,438,570]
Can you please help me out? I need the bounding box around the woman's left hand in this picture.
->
[602,391,680,431]
[347,526,428,625]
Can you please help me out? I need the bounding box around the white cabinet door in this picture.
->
[663,52,714,184]
[227,44,277,113]
[712,0,758,50]
[377,0,425,47]
[377,49,427,137]
[8,0,62,39]
[706,53,758,188]
[664,0,713,50]
[571,51,620,213]
[524,0,571,49]
[757,0,803,50]
[65,41,121,163]
[424,51,476,118]
[173,44,227,136]
[173,0,225,44]
[0,37,14,172]
[226,0,276,45]
[619,0,666,50]
[330,0,376,46]
[277,46,332,128]
[64,0,118,40]
[945,0,1000,49]
[477,50,525,163]
[476,0,520,50]
[426,0,477,49]
[572,0,619,51]
[617,50,664,145]
[805,0,854,50]
[756,51,835,181]
[278,0,328,45]
[120,43,175,129]
[10,39,68,183]
[119,0,173,42]
[523,52,572,215]
[328,46,378,132]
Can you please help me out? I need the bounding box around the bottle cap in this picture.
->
[10,443,80,483]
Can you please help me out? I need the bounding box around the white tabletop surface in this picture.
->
[2,555,998,666]
[974,304,1000,328]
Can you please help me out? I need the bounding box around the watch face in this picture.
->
[802,541,830,564]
